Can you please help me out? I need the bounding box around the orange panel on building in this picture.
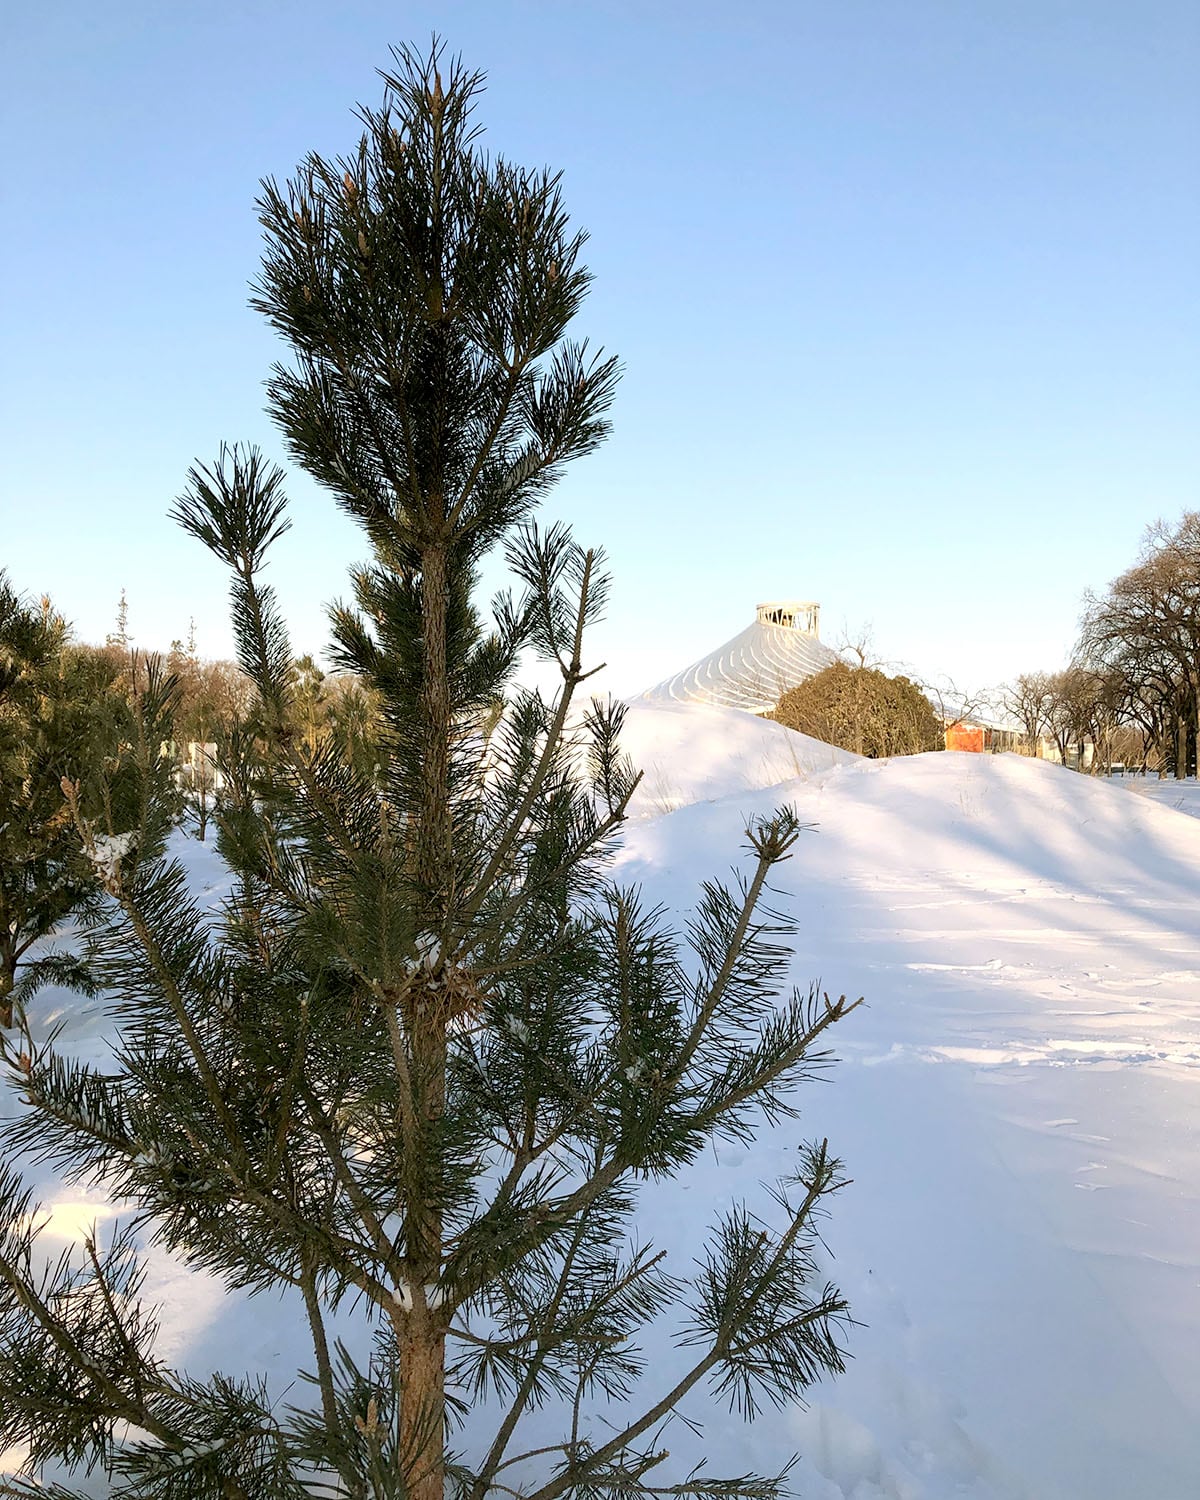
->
[945,723,987,753]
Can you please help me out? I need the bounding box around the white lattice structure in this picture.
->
[638,600,838,715]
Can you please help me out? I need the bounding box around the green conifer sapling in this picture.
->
[0,42,858,1499]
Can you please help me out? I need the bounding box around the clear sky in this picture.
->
[2,1,1197,702]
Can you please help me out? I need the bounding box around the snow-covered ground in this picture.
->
[9,704,1200,1498]
[617,699,858,818]
[1111,771,1200,822]
[616,727,1200,1500]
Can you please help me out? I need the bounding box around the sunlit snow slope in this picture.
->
[617,700,859,818]
[612,720,1200,1500]
[12,702,1200,1499]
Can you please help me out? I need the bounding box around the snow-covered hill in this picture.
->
[614,727,1200,1500]
[617,699,859,818]
[11,704,1200,1498]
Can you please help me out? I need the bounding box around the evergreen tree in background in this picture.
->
[166,630,255,843]
[772,662,944,759]
[0,575,138,1025]
[106,589,131,651]
[0,43,856,1497]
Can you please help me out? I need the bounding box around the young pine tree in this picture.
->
[0,44,857,1498]
[0,576,138,1026]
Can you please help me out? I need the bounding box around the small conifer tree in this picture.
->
[0,43,857,1498]
[0,575,139,1025]
[772,662,943,758]
[106,589,131,652]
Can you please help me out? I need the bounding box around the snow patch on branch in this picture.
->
[88,831,137,889]
[392,1280,448,1312]
[415,931,442,968]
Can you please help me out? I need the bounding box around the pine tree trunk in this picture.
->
[398,990,447,1500]
[0,938,14,1029]
[398,1151,446,1496]
[400,538,451,1499]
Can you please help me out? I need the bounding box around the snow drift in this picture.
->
[617,699,858,818]
[612,724,1200,1500]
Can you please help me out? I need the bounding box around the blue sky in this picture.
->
[2,0,1197,700]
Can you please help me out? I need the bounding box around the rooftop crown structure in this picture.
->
[639,599,838,714]
[756,600,820,633]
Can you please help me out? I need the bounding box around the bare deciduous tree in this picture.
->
[1079,513,1200,778]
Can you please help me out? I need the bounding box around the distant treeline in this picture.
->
[1006,512,1200,777]
[0,571,383,1015]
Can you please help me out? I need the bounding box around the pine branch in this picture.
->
[464,1204,598,1491]
[457,541,603,932]
[299,1253,339,1436]
[292,1071,404,1287]
[671,811,803,1082]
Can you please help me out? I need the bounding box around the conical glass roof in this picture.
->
[638,603,838,714]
